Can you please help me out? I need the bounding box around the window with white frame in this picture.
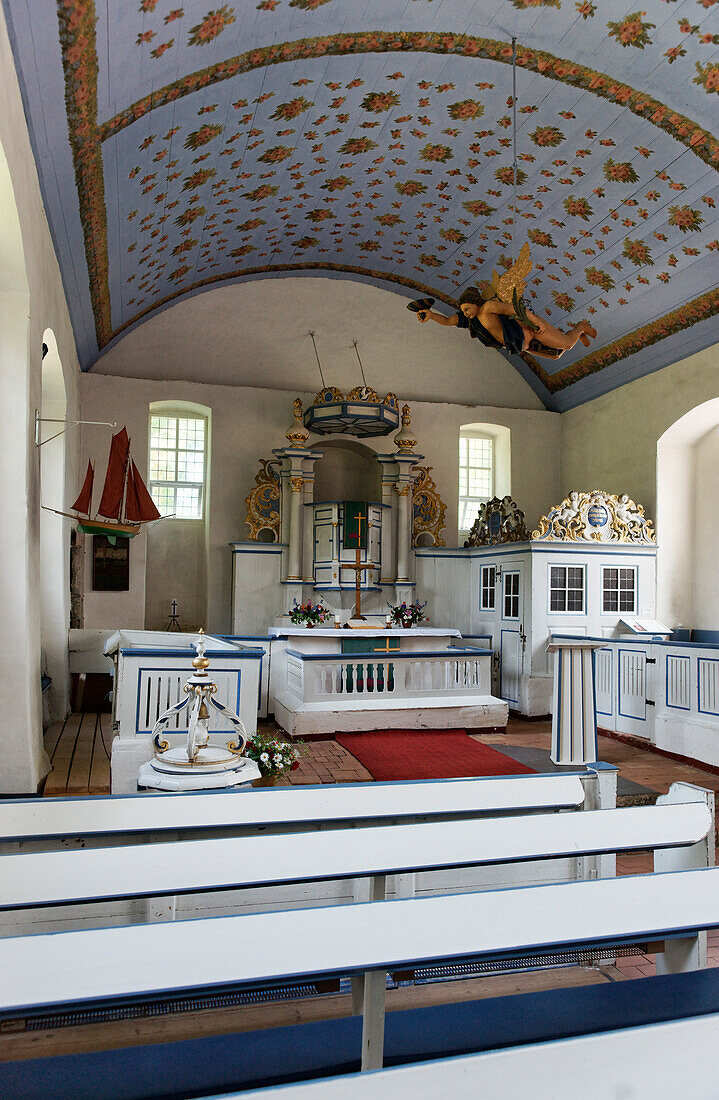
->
[503,571,520,619]
[602,566,636,613]
[148,414,207,519]
[549,565,585,613]
[480,565,496,611]
[458,433,493,530]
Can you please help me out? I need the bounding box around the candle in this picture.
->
[334,614,341,628]
[385,614,391,628]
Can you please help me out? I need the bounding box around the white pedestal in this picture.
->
[138,755,260,792]
[548,638,607,766]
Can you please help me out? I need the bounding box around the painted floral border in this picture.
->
[542,286,719,393]
[56,8,718,393]
[98,30,719,165]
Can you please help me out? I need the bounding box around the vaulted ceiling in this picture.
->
[3,0,717,409]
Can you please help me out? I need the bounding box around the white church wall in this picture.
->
[0,5,81,791]
[560,342,719,527]
[79,372,561,636]
[692,427,719,631]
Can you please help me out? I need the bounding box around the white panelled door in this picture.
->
[500,565,524,707]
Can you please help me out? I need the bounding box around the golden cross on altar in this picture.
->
[372,637,397,655]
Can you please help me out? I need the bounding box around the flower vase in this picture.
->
[252,774,279,787]
[306,622,314,628]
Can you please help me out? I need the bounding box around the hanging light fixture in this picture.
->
[302,332,400,437]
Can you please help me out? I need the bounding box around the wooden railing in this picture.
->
[285,647,492,705]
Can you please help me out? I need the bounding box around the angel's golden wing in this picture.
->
[490,243,533,305]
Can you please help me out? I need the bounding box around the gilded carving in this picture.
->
[244,459,281,541]
[313,386,344,405]
[394,403,418,453]
[286,396,310,448]
[395,483,411,497]
[347,385,380,403]
[412,466,446,547]
[532,490,655,543]
[464,496,531,547]
[290,476,304,493]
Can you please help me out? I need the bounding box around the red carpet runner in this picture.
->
[335,730,536,782]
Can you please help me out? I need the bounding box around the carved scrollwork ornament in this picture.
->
[412,466,447,547]
[532,490,655,544]
[245,458,281,541]
[464,496,531,547]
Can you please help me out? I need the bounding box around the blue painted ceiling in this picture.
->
[3,0,718,409]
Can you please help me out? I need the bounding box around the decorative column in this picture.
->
[287,475,304,581]
[547,637,608,765]
[377,457,398,584]
[395,483,412,583]
[392,404,423,594]
[273,399,323,603]
[301,455,322,587]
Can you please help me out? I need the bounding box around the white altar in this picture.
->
[268,626,507,738]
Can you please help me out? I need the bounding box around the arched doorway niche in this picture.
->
[313,438,382,503]
[657,398,719,630]
[39,329,70,720]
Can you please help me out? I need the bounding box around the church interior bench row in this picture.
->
[0,773,587,845]
[0,800,710,910]
[1,870,718,1099]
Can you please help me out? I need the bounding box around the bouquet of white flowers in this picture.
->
[245,731,303,782]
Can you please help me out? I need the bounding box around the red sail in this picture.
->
[71,460,94,516]
[98,428,130,519]
[125,460,161,523]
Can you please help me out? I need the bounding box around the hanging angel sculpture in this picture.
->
[408,244,596,361]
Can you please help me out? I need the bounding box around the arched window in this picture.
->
[458,422,511,536]
[148,403,209,519]
[458,431,494,530]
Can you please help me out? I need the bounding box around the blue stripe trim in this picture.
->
[119,648,263,659]
[285,648,492,661]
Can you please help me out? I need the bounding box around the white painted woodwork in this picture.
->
[2,868,718,1013]
[0,774,586,842]
[0,802,708,910]
[548,638,607,765]
[230,1014,719,1099]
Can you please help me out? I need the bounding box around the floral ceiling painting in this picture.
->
[2,0,717,409]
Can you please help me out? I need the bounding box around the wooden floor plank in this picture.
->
[66,713,95,795]
[43,714,83,796]
[89,713,111,794]
[43,719,66,762]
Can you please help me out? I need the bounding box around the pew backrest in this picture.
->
[2,867,719,1019]
[0,799,710,911]
[0,773,587,845]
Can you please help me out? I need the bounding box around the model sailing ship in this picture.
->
[70,427,160,541]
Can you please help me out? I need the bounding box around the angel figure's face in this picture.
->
[460,302,479,318]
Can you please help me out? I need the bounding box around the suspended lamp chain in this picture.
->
[352,340,368,388]
[308,330,326,389]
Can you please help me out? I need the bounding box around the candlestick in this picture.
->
[334,614,341,629]
[385,614,391,629]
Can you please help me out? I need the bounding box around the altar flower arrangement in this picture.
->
[289,599,332,626]
[245,731,303,784]
[388,600,428,628]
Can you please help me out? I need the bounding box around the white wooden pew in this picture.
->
[0,773,588,845]
[0,783,713,1077]
[2,868,719,1076]
[0,800,710,911]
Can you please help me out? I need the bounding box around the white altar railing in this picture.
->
[285,647,492,705]
[551,633,719,768]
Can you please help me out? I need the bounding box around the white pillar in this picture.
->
[287,476,303,581]
[379,468,397,584]
[395,483,412,583]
